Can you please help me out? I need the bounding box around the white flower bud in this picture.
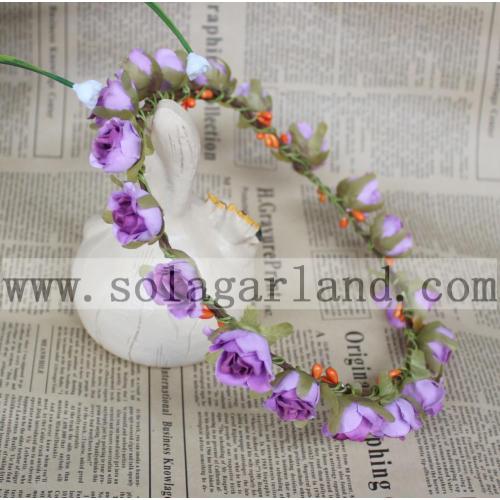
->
[72,80,104,109]
[185,52,210,81]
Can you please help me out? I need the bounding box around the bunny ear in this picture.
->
[145,99,200,216]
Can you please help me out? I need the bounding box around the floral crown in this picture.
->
[0,2,457,442]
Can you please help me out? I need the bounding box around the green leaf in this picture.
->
[308,122,328,153]
[143,134,154,156]
[126,156,144,182]
[293,419,310,429]
[240,306,260,330]
[260,322,294,345]
[271,150,293,163]
[137,194,159,209]
[237,113,252,129]
[123,240,146,250]
[320,383,339,410]
[138,265,153,278]
[296,371,315,398]
[205,350,220,365]
[110,175,123,188]
[377,372,398,404]
[92,106,135,121]
[249,389,271,400]
[408,348,431,380]
[102,210,113,224]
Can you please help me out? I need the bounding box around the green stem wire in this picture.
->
[146,2,193,53]
[0,55,74,88]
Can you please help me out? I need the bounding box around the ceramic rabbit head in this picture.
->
[72,100,260,367]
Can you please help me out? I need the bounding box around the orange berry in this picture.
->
[385,256,395,267]
[318,192,327,204]
[264,134,279,149]
[389,369,402,378]
[270,134,279,148]
[351,209,366,222]
[200,305,214,319]
[200,89,214,100]
[393,302,404,319]
[280,133,290,145]
[325,367,339,384]
[256,132,265,140]
[311,362,323,379]
[217,321,225,328]
[256,111,272,126]
[339,217,349,229]
[182,97,196,109]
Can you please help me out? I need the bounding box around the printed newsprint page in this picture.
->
[0,3,499,497]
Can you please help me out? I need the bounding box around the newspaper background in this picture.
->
[0,2,499,497]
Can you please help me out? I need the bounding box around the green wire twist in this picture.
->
[146,2,193,54]
[0,54,74,88]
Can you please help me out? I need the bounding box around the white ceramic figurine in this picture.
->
[72,100,260,367]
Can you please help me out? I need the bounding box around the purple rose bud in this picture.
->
[428,325,455,363]
[128,48,153,75]
[235,81,250,97]
[209,329,274,393]
[154,48,186,90]
[322,402,385,441]
[192,57,233,91]
[144,260,203,319]
[402,379,446,417]
[336,173,383,213]
[121,49,161,99]
[417,322,456,365]
[371,214,413,257]
[107,182,162,246]
[264,371,319,421]
[293,122,329,152]
[378,398,422,438]
[90,118,142,173]
[95,79,135,112]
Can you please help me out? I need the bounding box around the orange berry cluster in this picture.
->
[256,110,272,127]
[256,132,280,149]
[311,362,339,385]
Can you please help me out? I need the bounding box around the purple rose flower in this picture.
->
[209,329,274,393]
[144,260,203,319]
[107,182,162,245]
[402,379,445,417]
[89,118,142,173]
[264,371,319,421]
[322,403,385,441]
[95,78,135,112]
[371,214,413,257]
[377,398,422,439]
